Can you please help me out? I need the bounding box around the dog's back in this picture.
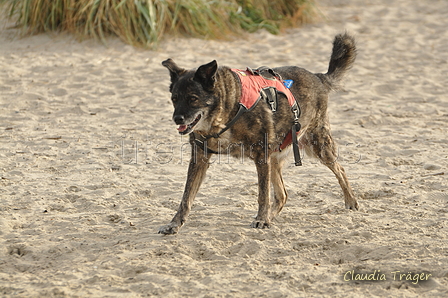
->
[273,33,357,125]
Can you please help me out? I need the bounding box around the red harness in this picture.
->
[231,68,296,109]
[231,68,298,151]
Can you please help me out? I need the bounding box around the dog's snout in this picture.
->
[173,115,185,124]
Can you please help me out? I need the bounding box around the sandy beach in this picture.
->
[1,0,447,296]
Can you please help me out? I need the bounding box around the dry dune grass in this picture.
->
[0,0,317,47]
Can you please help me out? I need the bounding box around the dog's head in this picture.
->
[162,59,218,135]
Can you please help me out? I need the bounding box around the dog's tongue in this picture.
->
[177,125,188,132]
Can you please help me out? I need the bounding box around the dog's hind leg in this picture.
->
[158,151,211,235]
[251,159,272,229]
[306,127,359,210]
[270,150,289,219]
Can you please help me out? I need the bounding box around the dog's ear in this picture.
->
[162,59,186,88]
[194,60,218,91]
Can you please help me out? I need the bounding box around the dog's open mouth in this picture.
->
[177,114,202,135]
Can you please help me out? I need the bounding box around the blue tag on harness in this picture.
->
[283,79,294,89]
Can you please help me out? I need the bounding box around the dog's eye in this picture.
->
[171,97,178,103]
[189,96,199,102]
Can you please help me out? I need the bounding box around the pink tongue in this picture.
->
[178,125,187,132]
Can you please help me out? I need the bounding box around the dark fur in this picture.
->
[159,33,359,234]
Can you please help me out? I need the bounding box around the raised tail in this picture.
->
[325,33,357,89]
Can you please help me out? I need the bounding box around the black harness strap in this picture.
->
[260,87,278,112]
[291,101,302,166]
[254,67,303,166]
[193,104,247,154]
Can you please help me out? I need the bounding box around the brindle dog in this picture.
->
[159,33,359,234]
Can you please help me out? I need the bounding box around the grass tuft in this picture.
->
[0,0,317,47]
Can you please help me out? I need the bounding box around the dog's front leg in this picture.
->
[158,152,211,235]
[250,159,272,229]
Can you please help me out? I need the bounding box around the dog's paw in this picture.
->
[345,200,360,211]
[250,220,271,229]
[158,223,180,235]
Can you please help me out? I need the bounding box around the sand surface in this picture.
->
[1,0,447,297]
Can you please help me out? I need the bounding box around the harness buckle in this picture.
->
[260,87,278,112]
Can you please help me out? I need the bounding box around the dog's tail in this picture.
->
[324,33,357,89]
